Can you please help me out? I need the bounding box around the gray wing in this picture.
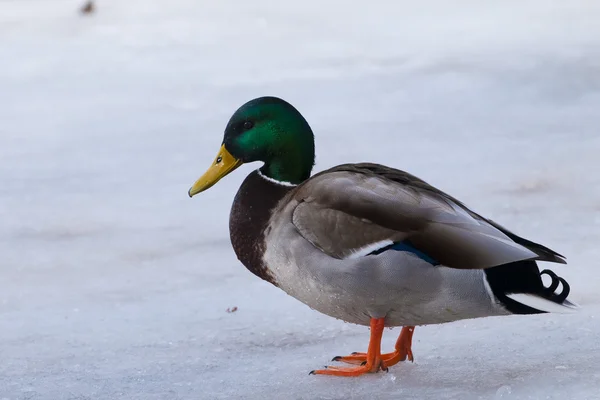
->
[291,163,565,269]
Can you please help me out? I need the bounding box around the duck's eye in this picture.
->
[243,121,253,130]
[216,156,223,164]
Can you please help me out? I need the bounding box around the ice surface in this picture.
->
[1,1,599,399]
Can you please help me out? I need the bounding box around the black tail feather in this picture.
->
[485,260,571,314]
[539,269,570,303]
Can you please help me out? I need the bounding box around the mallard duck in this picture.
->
[188,96,577,377]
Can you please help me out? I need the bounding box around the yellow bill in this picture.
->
[188,145,243,197]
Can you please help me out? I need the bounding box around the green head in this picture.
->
[188,97,315,196]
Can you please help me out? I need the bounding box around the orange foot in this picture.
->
[330,326,415,368]
[310,318,388,377]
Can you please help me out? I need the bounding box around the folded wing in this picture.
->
[291,163,565,269]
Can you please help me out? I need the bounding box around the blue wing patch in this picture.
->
[369,240,440,265]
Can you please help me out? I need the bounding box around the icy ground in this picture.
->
[1,0,600,399]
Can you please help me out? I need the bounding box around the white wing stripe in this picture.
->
[345,240,394,259]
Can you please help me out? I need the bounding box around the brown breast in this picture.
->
[229,170,294,285]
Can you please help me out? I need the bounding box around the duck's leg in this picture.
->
[331,326,415,367]
[310,318,386,377]
[381,326,415,366]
